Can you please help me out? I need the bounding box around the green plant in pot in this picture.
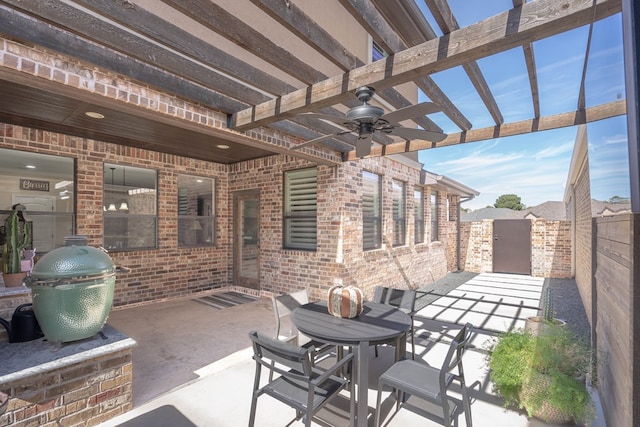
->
[0,204,33,287]
[488,326,594,424]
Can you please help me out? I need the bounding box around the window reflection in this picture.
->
[103,163,157,250]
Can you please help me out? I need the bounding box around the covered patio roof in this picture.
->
[0,0,626,164]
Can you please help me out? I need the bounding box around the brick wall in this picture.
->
[460,220,494,273]
[460,218,572,278]
[229,156,454,302]
[530,219,572,278]
[0,36,459,306]
[1,126,230,307]
[0,350,132,427]
[1,125,460,306]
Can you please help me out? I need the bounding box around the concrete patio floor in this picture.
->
[98,273,606,427]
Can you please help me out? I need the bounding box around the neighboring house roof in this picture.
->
[521,201,567,220]
[591,200,632,217]
[461,207,522,222]
[462,199,632,221]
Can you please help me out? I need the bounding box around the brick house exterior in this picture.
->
[0,126,467,306]
[0,37,475,308]
[0,34,475,426]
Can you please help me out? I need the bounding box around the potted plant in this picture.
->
[0,204,33,287]
[488,326,594,424]
[525,287,566,335]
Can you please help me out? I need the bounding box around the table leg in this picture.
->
[356,340,369,427]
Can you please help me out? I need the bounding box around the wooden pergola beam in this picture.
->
[343,0,470,130]
[424,0,504,125]
[4,0,372,149]
[346,99,627,160]
[0,4,245,112]
[249,0,441,133]
[233,0,621,131]
[512,0,541,119]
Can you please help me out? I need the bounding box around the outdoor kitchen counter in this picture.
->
[0,324,136,384]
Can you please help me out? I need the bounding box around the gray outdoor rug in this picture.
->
[195,291,259,309]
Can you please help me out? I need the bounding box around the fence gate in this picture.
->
[493,219,531,275]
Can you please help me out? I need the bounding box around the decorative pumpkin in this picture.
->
[327,285,364,318]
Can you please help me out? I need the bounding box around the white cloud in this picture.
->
[534,142,574,159]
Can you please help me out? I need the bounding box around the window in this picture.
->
[392,180,406,246]
[0,148,74,253]
[178,175,215,247]
[414,186,424,244]
[372,40,388,62]
[430,191,439,242]
[362,171,381,250]
[103,163,157,251]
[283,167,317,250]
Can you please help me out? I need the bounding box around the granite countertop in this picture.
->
[0,285,30,297]
[0,324,136,383]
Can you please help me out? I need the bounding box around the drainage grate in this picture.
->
[195,291,259,310]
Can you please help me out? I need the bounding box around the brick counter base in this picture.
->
[0,349,133,427]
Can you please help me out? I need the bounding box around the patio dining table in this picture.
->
[291,301,412,427]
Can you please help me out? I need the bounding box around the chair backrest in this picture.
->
[272,290,310,341]
[441,323,473,383]
[249,330,313,378]
[373,286,416,315]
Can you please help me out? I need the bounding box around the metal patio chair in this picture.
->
[272,290,316,347]
[248,330,354,427]
[374,323,474,427]
[272,290,334,361]
[373,286,417,359]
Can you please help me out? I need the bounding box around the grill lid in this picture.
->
[28,236,115,286]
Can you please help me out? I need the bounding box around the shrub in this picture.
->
[488,327,594,424]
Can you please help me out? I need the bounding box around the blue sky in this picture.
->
[415,3,630,210]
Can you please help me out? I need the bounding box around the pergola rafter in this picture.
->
[0,0,625,163]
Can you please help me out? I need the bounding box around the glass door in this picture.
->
[234,191,260,289]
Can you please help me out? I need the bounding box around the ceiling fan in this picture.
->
[291,86,446,157]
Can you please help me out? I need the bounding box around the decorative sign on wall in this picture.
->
[20,179,50,192]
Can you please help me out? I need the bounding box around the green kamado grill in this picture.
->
[27,236,116,343]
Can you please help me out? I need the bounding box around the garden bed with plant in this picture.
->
[488,325,594,424]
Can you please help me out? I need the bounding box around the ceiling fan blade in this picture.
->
[380,102,441,125]
[290,131,352,150]
[386,126,447,142]
[355,134,373,158]
[300,113,354,127]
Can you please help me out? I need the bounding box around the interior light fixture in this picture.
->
[55,180,73,189]
[216,144,230,149]
[85,111,105,119]
[118,167,129,211]
[25,165,36,169]
[104,167,116,212]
